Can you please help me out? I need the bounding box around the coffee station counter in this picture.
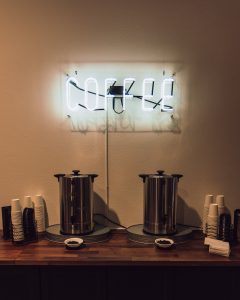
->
[0,229,239,266]
[0,229,239,300]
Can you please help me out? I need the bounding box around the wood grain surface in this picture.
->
[0,230,239,266]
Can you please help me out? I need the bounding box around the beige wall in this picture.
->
[0,0,240,228]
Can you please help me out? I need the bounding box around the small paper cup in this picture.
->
[208,203,218,217]
[23,196,33,209]
[155,238,174,249]
[34,195,43,207]
[204,195,213,207]
[216,195,224,207]
[64,238,84,250]
[11,199,21,212]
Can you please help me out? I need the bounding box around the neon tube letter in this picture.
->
[123,78,135,111]
[66,77,80,111]
[142,78,154,111]
[84,77,99,111]
[161,78,174,112]
[105,78,117,111]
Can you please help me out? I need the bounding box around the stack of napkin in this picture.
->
[204,237,230,257]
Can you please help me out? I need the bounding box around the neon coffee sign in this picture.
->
[66,75,175,114]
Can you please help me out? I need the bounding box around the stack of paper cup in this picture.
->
[34,195,45,233]
[216,195,225,217]
[11,199,24,242]
[207,203,219,239]
[203,194,213,234]
[23,196,33,209]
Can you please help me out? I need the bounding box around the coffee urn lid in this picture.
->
[139,170,183,182]
[54,170,98,181]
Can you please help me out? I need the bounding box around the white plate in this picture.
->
[155,238,174,249]
[64,238,84,249]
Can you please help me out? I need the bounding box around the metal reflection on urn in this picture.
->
[139,170,183,235]
[54,170,98,235]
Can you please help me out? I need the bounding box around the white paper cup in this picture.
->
[13,232,24,238]
[204,194,213,207]
[207,215,218,223]
[36,224,45,232]
[35,206,44,212]
[203,207,210,234]
[11,210,22,216]
[34,195,43,207]
[208,203,218,217]
[23,196,33,209]
[12,225,24,233]
[35,205,45,232]
[209,244,230,257]
[11,199,21,212]
[35,208,44,218]
[11,211,23,225]
[12,223,24,241]
[216,195,224,207]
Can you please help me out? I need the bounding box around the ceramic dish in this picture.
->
[154,238,174,249]
[64,238,84,250]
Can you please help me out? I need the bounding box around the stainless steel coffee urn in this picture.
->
[54,170,98,235]
[139,170,183,235]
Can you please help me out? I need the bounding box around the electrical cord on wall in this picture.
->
[94,213,201,231]
[105,104,110,220]
[93,213,127,229]
[177,223,201,229]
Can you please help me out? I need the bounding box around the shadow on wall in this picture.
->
[94,193,202,229]
[42,197,49,229]
[177,196,201,228]
[93,192,122,228]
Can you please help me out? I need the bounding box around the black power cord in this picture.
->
[93,213,201,230]
[177,223,201,229]
[93,213,127,229]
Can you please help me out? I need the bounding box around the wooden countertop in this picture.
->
[0,230,239,266]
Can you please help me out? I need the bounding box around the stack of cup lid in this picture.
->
[218,213,231,242]
[33,195,45,233]
[207,203,218,239]
[203,194,213,234]
[22,196,38,242]
[1,206,12,240]
[234,209,240,243]
[11,199,24,243]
